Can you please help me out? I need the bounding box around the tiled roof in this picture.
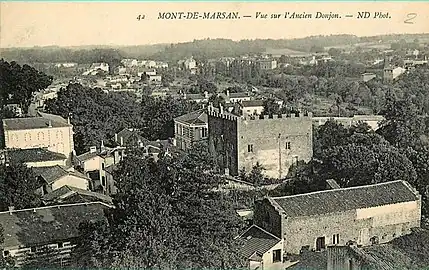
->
[269,180,419,218]
[32,165,89,184]
[114,128,147,146]
[0,202,111,248]
[174,109,208,125]
[239,225,281,259]
[76,151,100,162]
[240,100,264,107]
[42,185,112,205]
[229,92,251,98]
[2,112,70,130]
[7,148,67,164]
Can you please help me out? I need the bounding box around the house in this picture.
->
[254,180,421,254]
[33,90,58,108]
[312,115,385,131]
[239,100,265,116]
[208,104,313,178]
[41,185,112,205]
[75,144,125,195]
[326,228,429,270]
[183,92,211,103]
[5,148,68,168]
[32,165,90,194]
[112,128,146,148]
[258,59,278,70]
[238,225,284,270]
[219,90,252,103]
[383,66,406,83]
[174,109,208,151]
[0,202,112,267]
[361,73,376,82]
[2,112,74,161]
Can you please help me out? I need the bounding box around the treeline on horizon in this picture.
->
[1,33,428,64]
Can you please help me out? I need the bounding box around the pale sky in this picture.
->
[1,2,429,48]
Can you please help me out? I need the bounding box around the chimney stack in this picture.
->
[120,136,124,146]
[101,140,104,148]
[226,89,230,97]
[48,120,52,127]
[115,133,118,142]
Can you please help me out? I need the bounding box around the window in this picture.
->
[247,144,254,153]
[102,163,105,170]
[202,127,208,138]
[30,246,37,253]
[25,133,32,142]
[332,234,340,245]
[102,176,106,186]
[272,249,281,263]
[3,250,10,257]
[57,242,63,248]
[286,141,291,150]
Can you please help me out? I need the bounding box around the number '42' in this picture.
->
[137,15,146,21]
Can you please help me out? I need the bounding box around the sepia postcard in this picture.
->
[1,1,429,270]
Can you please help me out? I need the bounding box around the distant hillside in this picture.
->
[1,33,428,64]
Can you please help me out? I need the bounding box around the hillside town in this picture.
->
[1,33,429,269]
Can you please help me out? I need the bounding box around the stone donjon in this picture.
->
[208,105,313,179]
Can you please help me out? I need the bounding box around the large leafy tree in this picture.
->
[0,59,52,113]
[0,162,41,211]
[140,95,200,140]
[72,143,245,269]
[45,83,144,154]
[377,93,426,149]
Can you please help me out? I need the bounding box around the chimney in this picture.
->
[226,89,230,97]
[115,133,118,142]
[204,91,209,99]
[120,136,124,146]
[183,92,187,99]
[48,120,52,127]
[90,146,97,153]
[67,117,71,125]
[101,140,104,148]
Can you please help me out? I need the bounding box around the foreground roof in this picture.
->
[2,112,71,130]
[42,185,113,205]
[32,165,89,184]
[174,109,208,125]
[239,225,281,259]
[7,148,67,164]
[0,202,112,248]
[268,180,419,217]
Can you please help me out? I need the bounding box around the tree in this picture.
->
[72,144,245,269]
[0,59,53,113]
[45,83,145,154]
[0,162,41,211]
[262,98,280,116]
[377,94,426,149]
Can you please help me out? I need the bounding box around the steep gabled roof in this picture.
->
[239,225,281,259]
[0,202,112,249]
[32,165,89,184]
[174,109,208,126]
[268,180,419,218]
[42,185,113,205]
[7,148,67,164]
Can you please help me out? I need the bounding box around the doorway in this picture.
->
[316,236,326,251]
